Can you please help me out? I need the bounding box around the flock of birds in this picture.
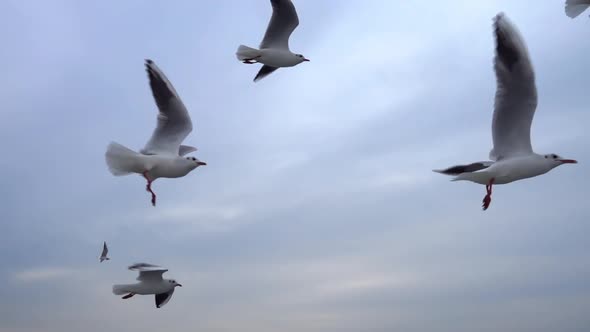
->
[98,0,587,308]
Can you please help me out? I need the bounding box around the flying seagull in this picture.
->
[99,241,110,263]
[565,0,590,18]
[236,0,309,82]
[112,263,182,308]
[105,59,206,206]
[434,13,577,211]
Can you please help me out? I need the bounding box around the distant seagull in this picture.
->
[434,13,577,211]
[565,0,590,18]
[112,263,182,308]
[99,241,110,263]
[105,59,206,206]
[236,0,309,82]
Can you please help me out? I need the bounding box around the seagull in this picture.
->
[236,0,309,82]
[112,263,182,308]
[105,59,206,206]
[99,241,110,263]
[565,0,590,18]
[434,13,577,211]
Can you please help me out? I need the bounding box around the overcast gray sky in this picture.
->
[1,0,589,331]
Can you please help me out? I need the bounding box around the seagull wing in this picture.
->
[179,145,197,156]
[565,0,590,18]
[260,0,299,50]
[129,263,168,282]
[254,65,279,82]
[489,13,537,161]
[155,288,175,308]
[141,59,193,156]
[101,241,108,258]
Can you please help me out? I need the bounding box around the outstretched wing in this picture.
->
[101,241,108,258]
[489,13,537,161]
[254,65,279,82]
[433,161,494,176]
[260,0,300,50]
[141,59,193,156]
[129,263,168,281]
[179,145,197,156]
[155,288,175,308]
[565,0,590,18]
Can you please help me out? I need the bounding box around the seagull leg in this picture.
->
[122,293,135,299]
[482,178,495,211]
[142,171,156,207]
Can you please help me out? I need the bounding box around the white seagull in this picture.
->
[565,0,590,18]
[434,13,577,211]
[113,263,182,308]
[105,59,206,206]
[99,241,110,263]
[236,0,309,82]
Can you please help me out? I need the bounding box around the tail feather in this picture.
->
[112,284,128,295]
[105,142,145,176]
[236,45,261,61]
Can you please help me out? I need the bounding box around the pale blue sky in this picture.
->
[1,1,589,331]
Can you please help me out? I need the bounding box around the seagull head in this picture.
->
[185,156,207,168]
[543,153,577,168]
[294,53,310,63]
[168,279,182,287]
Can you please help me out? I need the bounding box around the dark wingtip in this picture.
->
[492,12,506,37]
[145,59,154,71]
[492,12,519,71]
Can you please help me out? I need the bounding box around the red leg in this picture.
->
[122,293,135,299]
[482,178,495,211]
[142,171,157,207]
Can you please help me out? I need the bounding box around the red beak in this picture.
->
[559,159,577,164]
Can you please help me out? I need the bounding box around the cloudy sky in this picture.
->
[1,0,589,331]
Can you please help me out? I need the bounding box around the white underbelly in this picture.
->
[127,283,171,295]
[258,50,298,67]
[458,159,548,185]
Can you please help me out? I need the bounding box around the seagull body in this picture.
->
[244,48,307,68]
[113,263,182,308]
[565,0,590,18]
[105,59,206,206]
[434,13,577,211]
[99,241,110,263]
[236,0,309,82]
[449,154,574,185]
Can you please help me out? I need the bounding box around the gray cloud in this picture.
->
[1,0,589,331]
